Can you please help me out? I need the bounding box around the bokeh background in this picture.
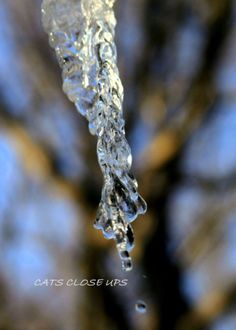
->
[1,0,236,329]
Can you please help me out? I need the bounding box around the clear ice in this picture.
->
[41,0,147,271]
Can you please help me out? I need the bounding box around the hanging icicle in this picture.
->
[41,0,147,271]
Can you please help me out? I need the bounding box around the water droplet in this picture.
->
[122,199,138,222]
[126,225,134,251]
[88,122,97,135]
[135,300,147,314]
[122,258,132,272]
[119,250,129,259]
[99,42,115,62]
[103,220,115,239]
[49,31,68,48]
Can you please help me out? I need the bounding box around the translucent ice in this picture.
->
[42,0,147,269]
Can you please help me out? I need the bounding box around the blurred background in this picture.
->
[1,0,236,329]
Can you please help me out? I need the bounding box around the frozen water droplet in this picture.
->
[103,219,115,239]
[126,225,134,251]
[88,122,96,135]
[127,154,132,167]
[137,195,147,214]
[115,230,126,248]
[122,258,132,272]
[121,199,138,223]
[99,42,115,62]
[49,31,68,48]
[119,250,129,259]
[135,300,147,314]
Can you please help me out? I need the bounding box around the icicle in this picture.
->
[41,0,147,271]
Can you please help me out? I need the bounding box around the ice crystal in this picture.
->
[41,0,147,271]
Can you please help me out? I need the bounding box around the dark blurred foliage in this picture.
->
[1,0,236,329]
